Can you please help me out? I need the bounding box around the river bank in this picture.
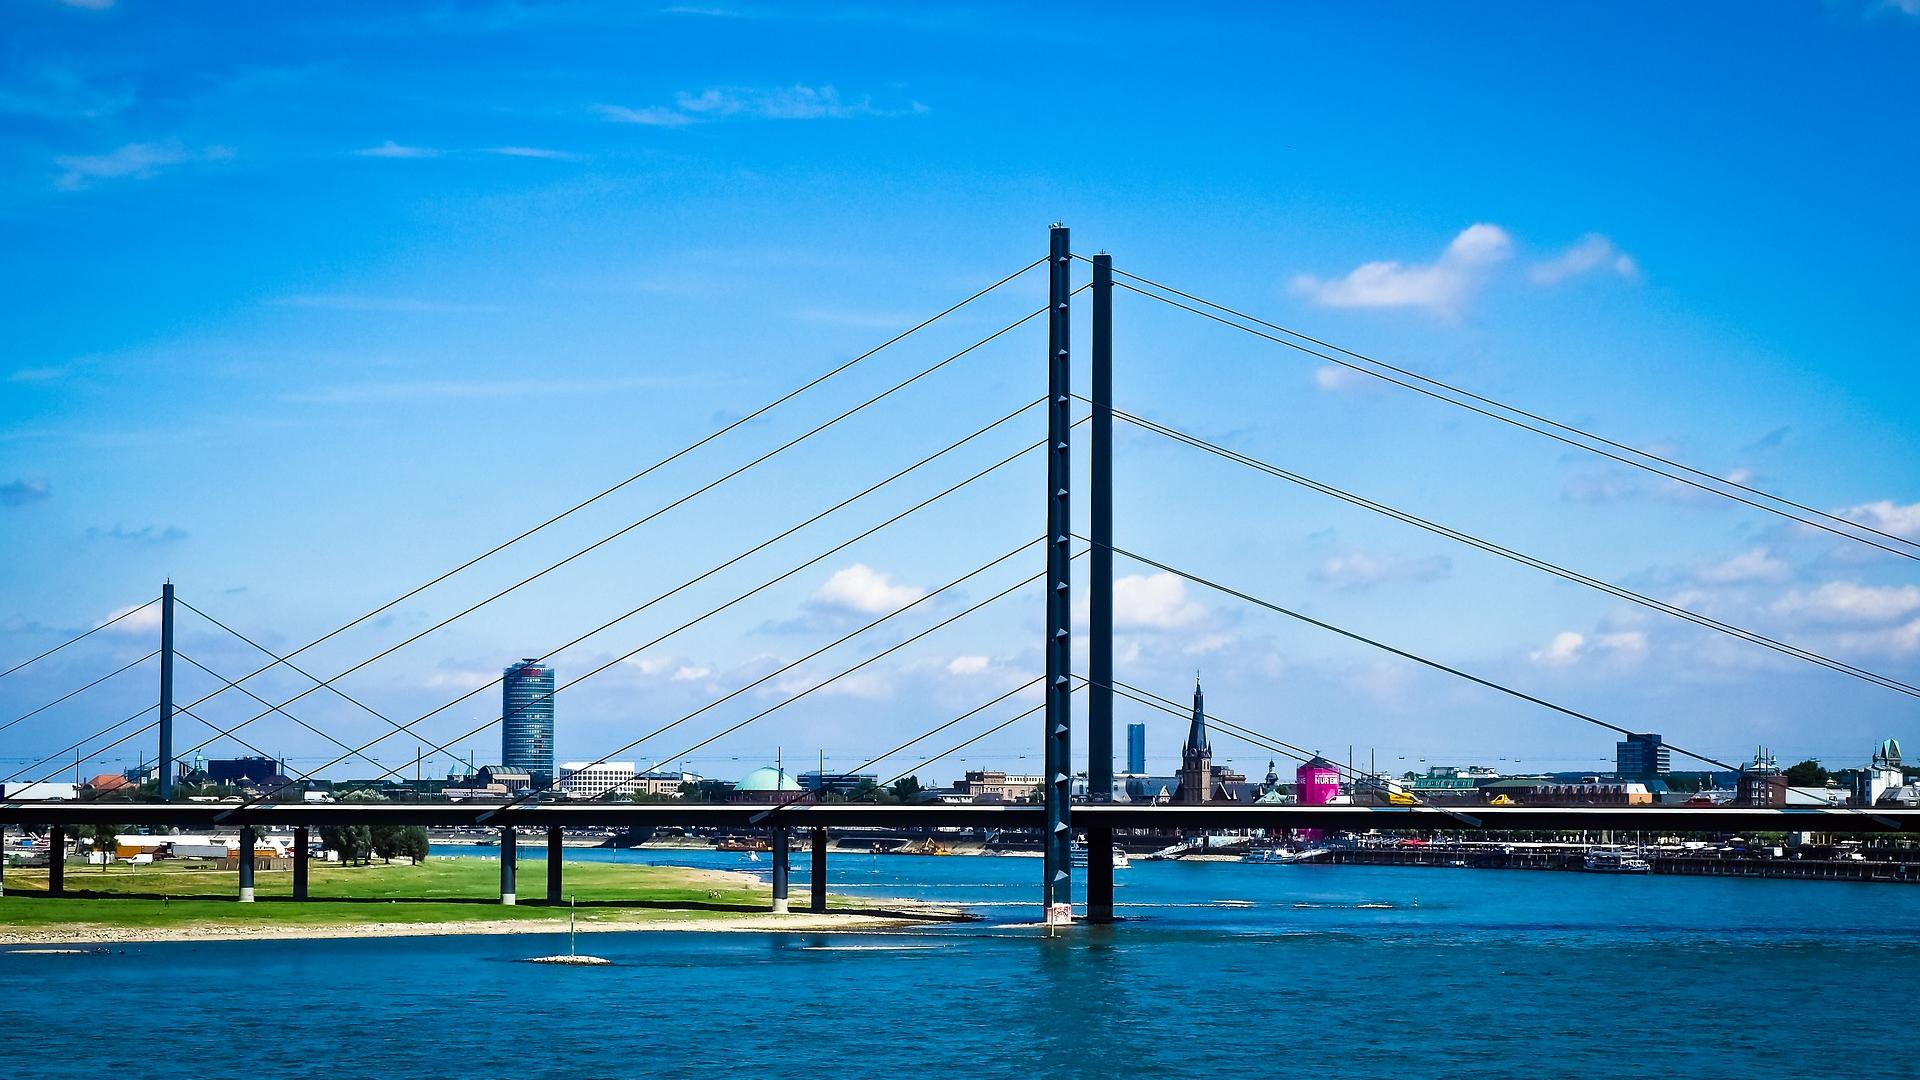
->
[0,857,967,945]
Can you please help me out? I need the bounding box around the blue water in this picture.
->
[5,849,1915,1078]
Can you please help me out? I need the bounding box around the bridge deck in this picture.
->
[1,802,1912,832]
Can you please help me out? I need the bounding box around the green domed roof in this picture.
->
[736,766,801,792]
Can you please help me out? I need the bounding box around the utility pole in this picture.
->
[1086,250,1115,924]
[158,581,175,801]
[1043,224,1073,916]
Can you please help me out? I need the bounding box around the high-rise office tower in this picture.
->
[502,658,555,784]
[1126,723,1147,774]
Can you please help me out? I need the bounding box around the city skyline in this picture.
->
[5,3,1920,783]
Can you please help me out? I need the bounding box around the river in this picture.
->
[5,846,1914,1077]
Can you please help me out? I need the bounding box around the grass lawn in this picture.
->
[0,857,791,932]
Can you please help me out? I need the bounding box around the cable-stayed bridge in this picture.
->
[4,226,1916,921]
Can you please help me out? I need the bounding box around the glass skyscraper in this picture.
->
[1126,722,1147,774]
[502,658,555,784]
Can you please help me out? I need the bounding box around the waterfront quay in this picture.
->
[1314,840,1920,882]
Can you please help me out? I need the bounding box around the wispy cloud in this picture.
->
[355,140,440,159]
[597,84,927,127]
[1529,233,1639,285]
[1773,582,1920,625]
[9,367,68,384]
[1310,552,1451,590]
[355,142,584,161]
[1697,548,1791,585]
[485,145,584,160]
[1291,223,1512,318]
[1,478,51,508]
[86,524,188,544]
[55,140,233,190]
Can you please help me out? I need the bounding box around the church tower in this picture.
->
[1178,677,1212,803]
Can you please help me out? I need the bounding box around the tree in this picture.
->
[888,776,923,802]
[848,778,883,803]
[319,824,372,865]
[1785,759,1829,789]
[370,824,429,863]
[83,823,123,870]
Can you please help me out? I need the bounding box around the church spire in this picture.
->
[1186,674,1208,754]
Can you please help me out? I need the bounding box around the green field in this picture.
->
[0,857,809,933]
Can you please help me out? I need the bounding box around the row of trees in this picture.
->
[317,824,428,865]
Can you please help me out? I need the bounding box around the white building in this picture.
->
[557,761,638,800]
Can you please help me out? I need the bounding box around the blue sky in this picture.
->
[3,1,1918,788]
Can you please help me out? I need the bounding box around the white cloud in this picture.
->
[1698,548,1791,585]
[597,85,926,128]
[54,140,231,190]
[1311,552,1450,590]
[670,665,712,682]
[60,0,114,8]
[1112,573,1207,630]
[1312,365,1366,392]
[1773,582,1920,625]
[99,602,161,634]
[811,564,923,615]
[626,655,671,676]
[946,655,991,676]
[1290,224,1512,317]
[1529,629,1645,667]
[485,146,583,160]
[1531,630,1586,666]
[1833,499,1920,540]
[1529,233,1639,285]
[355,140,439,159]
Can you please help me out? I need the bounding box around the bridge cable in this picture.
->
[1083,536,1865,811]
[173,652,393,778]
[1095,400,1920,699]
[1102,272,1919,562]
[0,650,158,737]
[476,540,1070,819]
[747,677,1044,821]
[1084,674,1481,827]
[220,477,1062,815]
[189,400,1064,807]
[0,596,159,681]
[153,259,1045,716]
[160,301,1058,764]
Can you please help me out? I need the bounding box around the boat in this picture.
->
[1243,847,1329,864]
[1070,842,1130,868]
[1583,848,1651,873]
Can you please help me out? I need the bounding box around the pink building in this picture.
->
[1296,756,1341,805]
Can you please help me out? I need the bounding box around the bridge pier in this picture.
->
[48,825,65,896]
[499,827,517,905]
[1086,826,1114,924]
[770,827,790,915]
[237,826,256,902]
[292,826,309,900]
[809,827,827,913]
[546,825,563,905]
